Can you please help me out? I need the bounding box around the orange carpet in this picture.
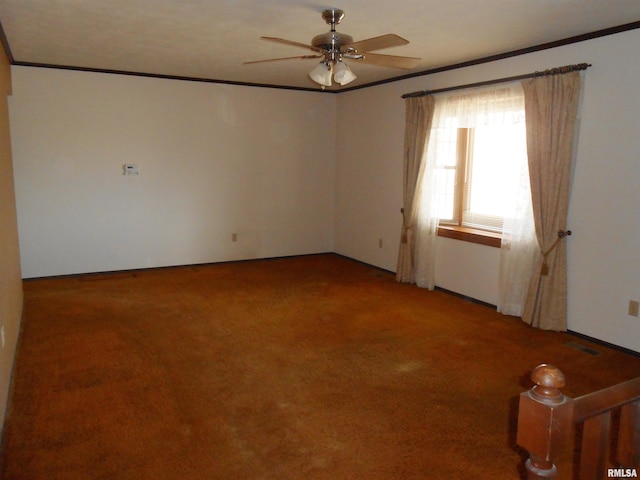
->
[2,254,639,479]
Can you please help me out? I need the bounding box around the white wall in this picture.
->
[10,67,336,277]
[335,29,640,352]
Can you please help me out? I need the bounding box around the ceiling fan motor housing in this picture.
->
[311,32,354,52]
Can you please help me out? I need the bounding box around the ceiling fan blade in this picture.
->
[345,34,409,53]
[244,55,323,65]
[260,36,325,53]
[357,52,421,70]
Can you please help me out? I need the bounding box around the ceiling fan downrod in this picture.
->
[322,8,345,29]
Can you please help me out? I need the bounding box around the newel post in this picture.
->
[517,364,574,479]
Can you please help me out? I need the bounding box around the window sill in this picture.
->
[437,225,501,248]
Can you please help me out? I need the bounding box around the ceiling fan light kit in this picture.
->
[245,8,420,89]
[308,60,356,87]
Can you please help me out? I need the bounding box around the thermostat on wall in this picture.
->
[123,164,139,176]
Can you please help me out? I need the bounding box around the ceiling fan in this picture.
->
[244,8,421,88]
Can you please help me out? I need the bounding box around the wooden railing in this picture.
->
[517,364,640,479]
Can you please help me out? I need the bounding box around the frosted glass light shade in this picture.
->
[333,61,357,85]
[309,63,332,86]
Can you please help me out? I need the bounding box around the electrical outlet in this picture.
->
[232,233,237,242]
[629,300,639,317]
[378,238,383,248]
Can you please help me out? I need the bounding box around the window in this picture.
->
[434,123,528,232]
[422,84,528,244]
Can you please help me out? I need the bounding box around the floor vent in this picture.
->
[565,341,601,356]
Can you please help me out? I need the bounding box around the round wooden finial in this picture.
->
[530,364,566,403]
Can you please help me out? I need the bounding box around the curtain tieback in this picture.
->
[400,208,414,243]
[540,230,572,275]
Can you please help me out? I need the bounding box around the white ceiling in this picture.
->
[1,0,639,92]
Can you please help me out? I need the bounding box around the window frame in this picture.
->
[436,127,503,248]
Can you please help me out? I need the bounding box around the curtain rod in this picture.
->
[401,63,591,99]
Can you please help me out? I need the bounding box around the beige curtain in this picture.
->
[521,71,582,330]
[396,95,435,283]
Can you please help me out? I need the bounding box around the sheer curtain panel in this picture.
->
[497,163,538,317]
